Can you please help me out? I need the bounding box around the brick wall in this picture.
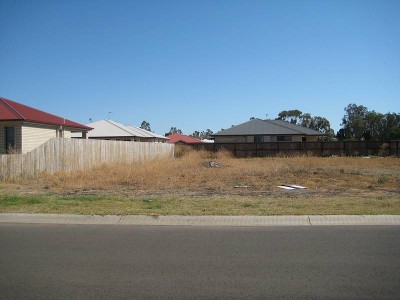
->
[21,125,57,153]
[64,131,72,139]
[1,122,82,154]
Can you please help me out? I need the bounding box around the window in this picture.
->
[5,127,15,152]
[254,136,263,143]
[277,136,292,142]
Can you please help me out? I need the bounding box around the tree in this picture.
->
[168,127,182,134]
[276,110,335,140]
[190,129,213,140]
[140,121,151,132]
[300,113,312,128]
[383,113,400,140]
[191,131,200,139]
[364,111,385,140]
[310,116,335,135]
[277,110,303,124]
[340,104,368,140]
[338,104,399,141]
[203,129,213,139]
[388,127,400,140]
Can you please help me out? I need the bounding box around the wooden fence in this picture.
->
[0,138,175,179]
[187,141,400,157]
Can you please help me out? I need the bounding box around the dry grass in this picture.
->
[1,148,399,215]
[28,149,400,193]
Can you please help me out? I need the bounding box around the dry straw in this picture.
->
[28,146,399,194]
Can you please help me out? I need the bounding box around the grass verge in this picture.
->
[1,193,399,216]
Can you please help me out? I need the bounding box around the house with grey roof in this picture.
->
[71,119,168,143]
[213,119,325,143]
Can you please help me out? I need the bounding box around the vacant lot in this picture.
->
[1,149,399,215]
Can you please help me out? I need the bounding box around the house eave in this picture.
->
[212,133,327,137]
[17,121,92,132]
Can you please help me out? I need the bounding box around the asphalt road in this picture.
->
[1,224,399,299]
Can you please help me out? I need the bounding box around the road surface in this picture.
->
[1,223,399,299]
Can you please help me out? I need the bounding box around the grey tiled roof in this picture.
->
[213,119,325,136]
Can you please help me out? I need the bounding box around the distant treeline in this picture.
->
[276,104,400,141]
[141,103,400,141]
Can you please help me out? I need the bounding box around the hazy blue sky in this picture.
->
[1,0,399,135]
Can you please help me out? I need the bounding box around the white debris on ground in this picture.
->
[277,185,307,190]
[208,161,219,168]
[234,185,252,188]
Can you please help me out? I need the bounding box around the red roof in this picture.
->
[0,97,92,130]
[166,133,204,144]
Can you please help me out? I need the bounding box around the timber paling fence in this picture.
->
[0,138,175,179]
[188,141,400,157]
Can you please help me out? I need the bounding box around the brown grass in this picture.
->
[1,148,399,215]
[28,149,399,192]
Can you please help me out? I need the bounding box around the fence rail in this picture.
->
[188,141,400,157]
[0,138,175,179]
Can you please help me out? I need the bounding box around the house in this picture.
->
[165,133,204,144]
[0,97,92,154]
[213,119,325,143]
[71,119,168,143]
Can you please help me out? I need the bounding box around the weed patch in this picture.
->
[1,194,45,206]
[378,174,389,185]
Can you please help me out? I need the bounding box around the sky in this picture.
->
[1,0,399,135]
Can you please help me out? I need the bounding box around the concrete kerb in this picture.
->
[0,213,400,226]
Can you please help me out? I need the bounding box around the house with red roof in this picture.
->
[165,133,204,144]
[0,97,92,154]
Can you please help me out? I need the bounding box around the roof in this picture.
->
[166,133,204,144]
[213,119,325,136]
[72,119,168,139]
[125,125,167,140]
[0,97,91,131]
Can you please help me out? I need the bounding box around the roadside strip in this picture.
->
[0,213,400,226]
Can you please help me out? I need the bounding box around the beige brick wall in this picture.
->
[1,122,79,154]
[306,136,318,142]
[21,125,57,153]
[215,135,315,143]
[64,131,72,139]
[269,135,303,142]
[292,136,303,142]
[214,136,247,143]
